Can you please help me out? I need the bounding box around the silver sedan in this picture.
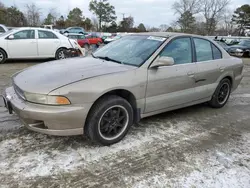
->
[3,33,243,145]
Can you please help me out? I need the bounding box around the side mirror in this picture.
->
[151,56,175,68]
[8,35,14,40]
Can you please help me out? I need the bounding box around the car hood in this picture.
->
[229,45,248,50]
[13,57,136,94]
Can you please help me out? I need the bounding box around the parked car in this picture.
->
[225,39,240,46]
[227,39,250,57]
[3,33,243,145]
[104,35,122,44]
[66,33,90,49]
[64,27,85,34]
[215,41,230,52]
[0,27,79,64]
[0,24,8,34]
[86,33,103,46]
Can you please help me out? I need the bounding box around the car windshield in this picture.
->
[79,35,86,39]
[239,40,250,47]
[93,35,166,67]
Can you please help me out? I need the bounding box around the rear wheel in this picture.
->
[0,49,6,64]
[55,48,66,60]
[85,95,133,146]
[209,78,231,108]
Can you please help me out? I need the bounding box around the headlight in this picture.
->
[24,92,71,105]
[236,48,243,52]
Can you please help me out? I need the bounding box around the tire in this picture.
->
[79,32,84,34]
[85,95,134,146]
[209,78,231,108]
[243,51,249,58]
[0,49,7,64]
[55,48,66,60]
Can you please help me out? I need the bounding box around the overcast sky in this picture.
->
[2,0,249,27]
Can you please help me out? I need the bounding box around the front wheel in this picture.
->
[85,95,133,146]
[0,49,7,64]
[209,78,231,108]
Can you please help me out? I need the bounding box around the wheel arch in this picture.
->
[0,47,8,58]
[223,75,233,85]
[84,89,139,132]
[55,47,67,57]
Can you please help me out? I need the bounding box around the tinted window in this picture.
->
[194,38,213,62]
[160,37,192,65]
[38,30,58,39]
[212,44,222,59]
[0,26,5,32]
[13,30,35,39]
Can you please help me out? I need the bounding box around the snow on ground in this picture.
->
[128,133,250,188]
[0,120,196,179]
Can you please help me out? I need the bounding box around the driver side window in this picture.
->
[13,30,35,39]
[160,37,192,65]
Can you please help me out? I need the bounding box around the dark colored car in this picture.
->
[227,40,250,57]
[215,41,230,52]
[66,33,90,49]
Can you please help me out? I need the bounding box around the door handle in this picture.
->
[219,67,225,72]
[187,72,195,77]
[30,41,36,44]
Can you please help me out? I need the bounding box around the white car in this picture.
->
[0,24,8,34]
[0,27,78,64]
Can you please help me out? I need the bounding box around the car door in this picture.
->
[7,29,38,58]
[192,37,223,99]
[145,37,197,113]
[37,30,60,57]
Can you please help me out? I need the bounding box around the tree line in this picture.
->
[171,0,250,36]
[0,0,249,35]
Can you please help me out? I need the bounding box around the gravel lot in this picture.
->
[0,58,250,188]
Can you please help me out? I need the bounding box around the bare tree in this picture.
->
[25,3,41,26]
[91,17,99,31]
[202,0,230,35]
[159,24,169,31]
[172,0,201,15]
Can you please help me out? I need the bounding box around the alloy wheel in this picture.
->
[98,105,129,141]
[0,52,3,62]
[217,82,230,104]
[58,50,65,59]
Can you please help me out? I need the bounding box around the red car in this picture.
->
[66,33,90,49]
[86,33,103,46]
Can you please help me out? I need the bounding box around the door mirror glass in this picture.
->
[151,56,175,68]
[8,35,14,39]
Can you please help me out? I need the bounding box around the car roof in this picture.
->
[13,27,56,32]
[133,32,204,38]
[67,33,84,36]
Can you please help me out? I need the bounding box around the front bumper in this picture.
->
[3,87,93,136]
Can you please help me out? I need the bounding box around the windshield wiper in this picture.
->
[95,56,123,64]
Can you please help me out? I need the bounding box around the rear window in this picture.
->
[212,44,222,59]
